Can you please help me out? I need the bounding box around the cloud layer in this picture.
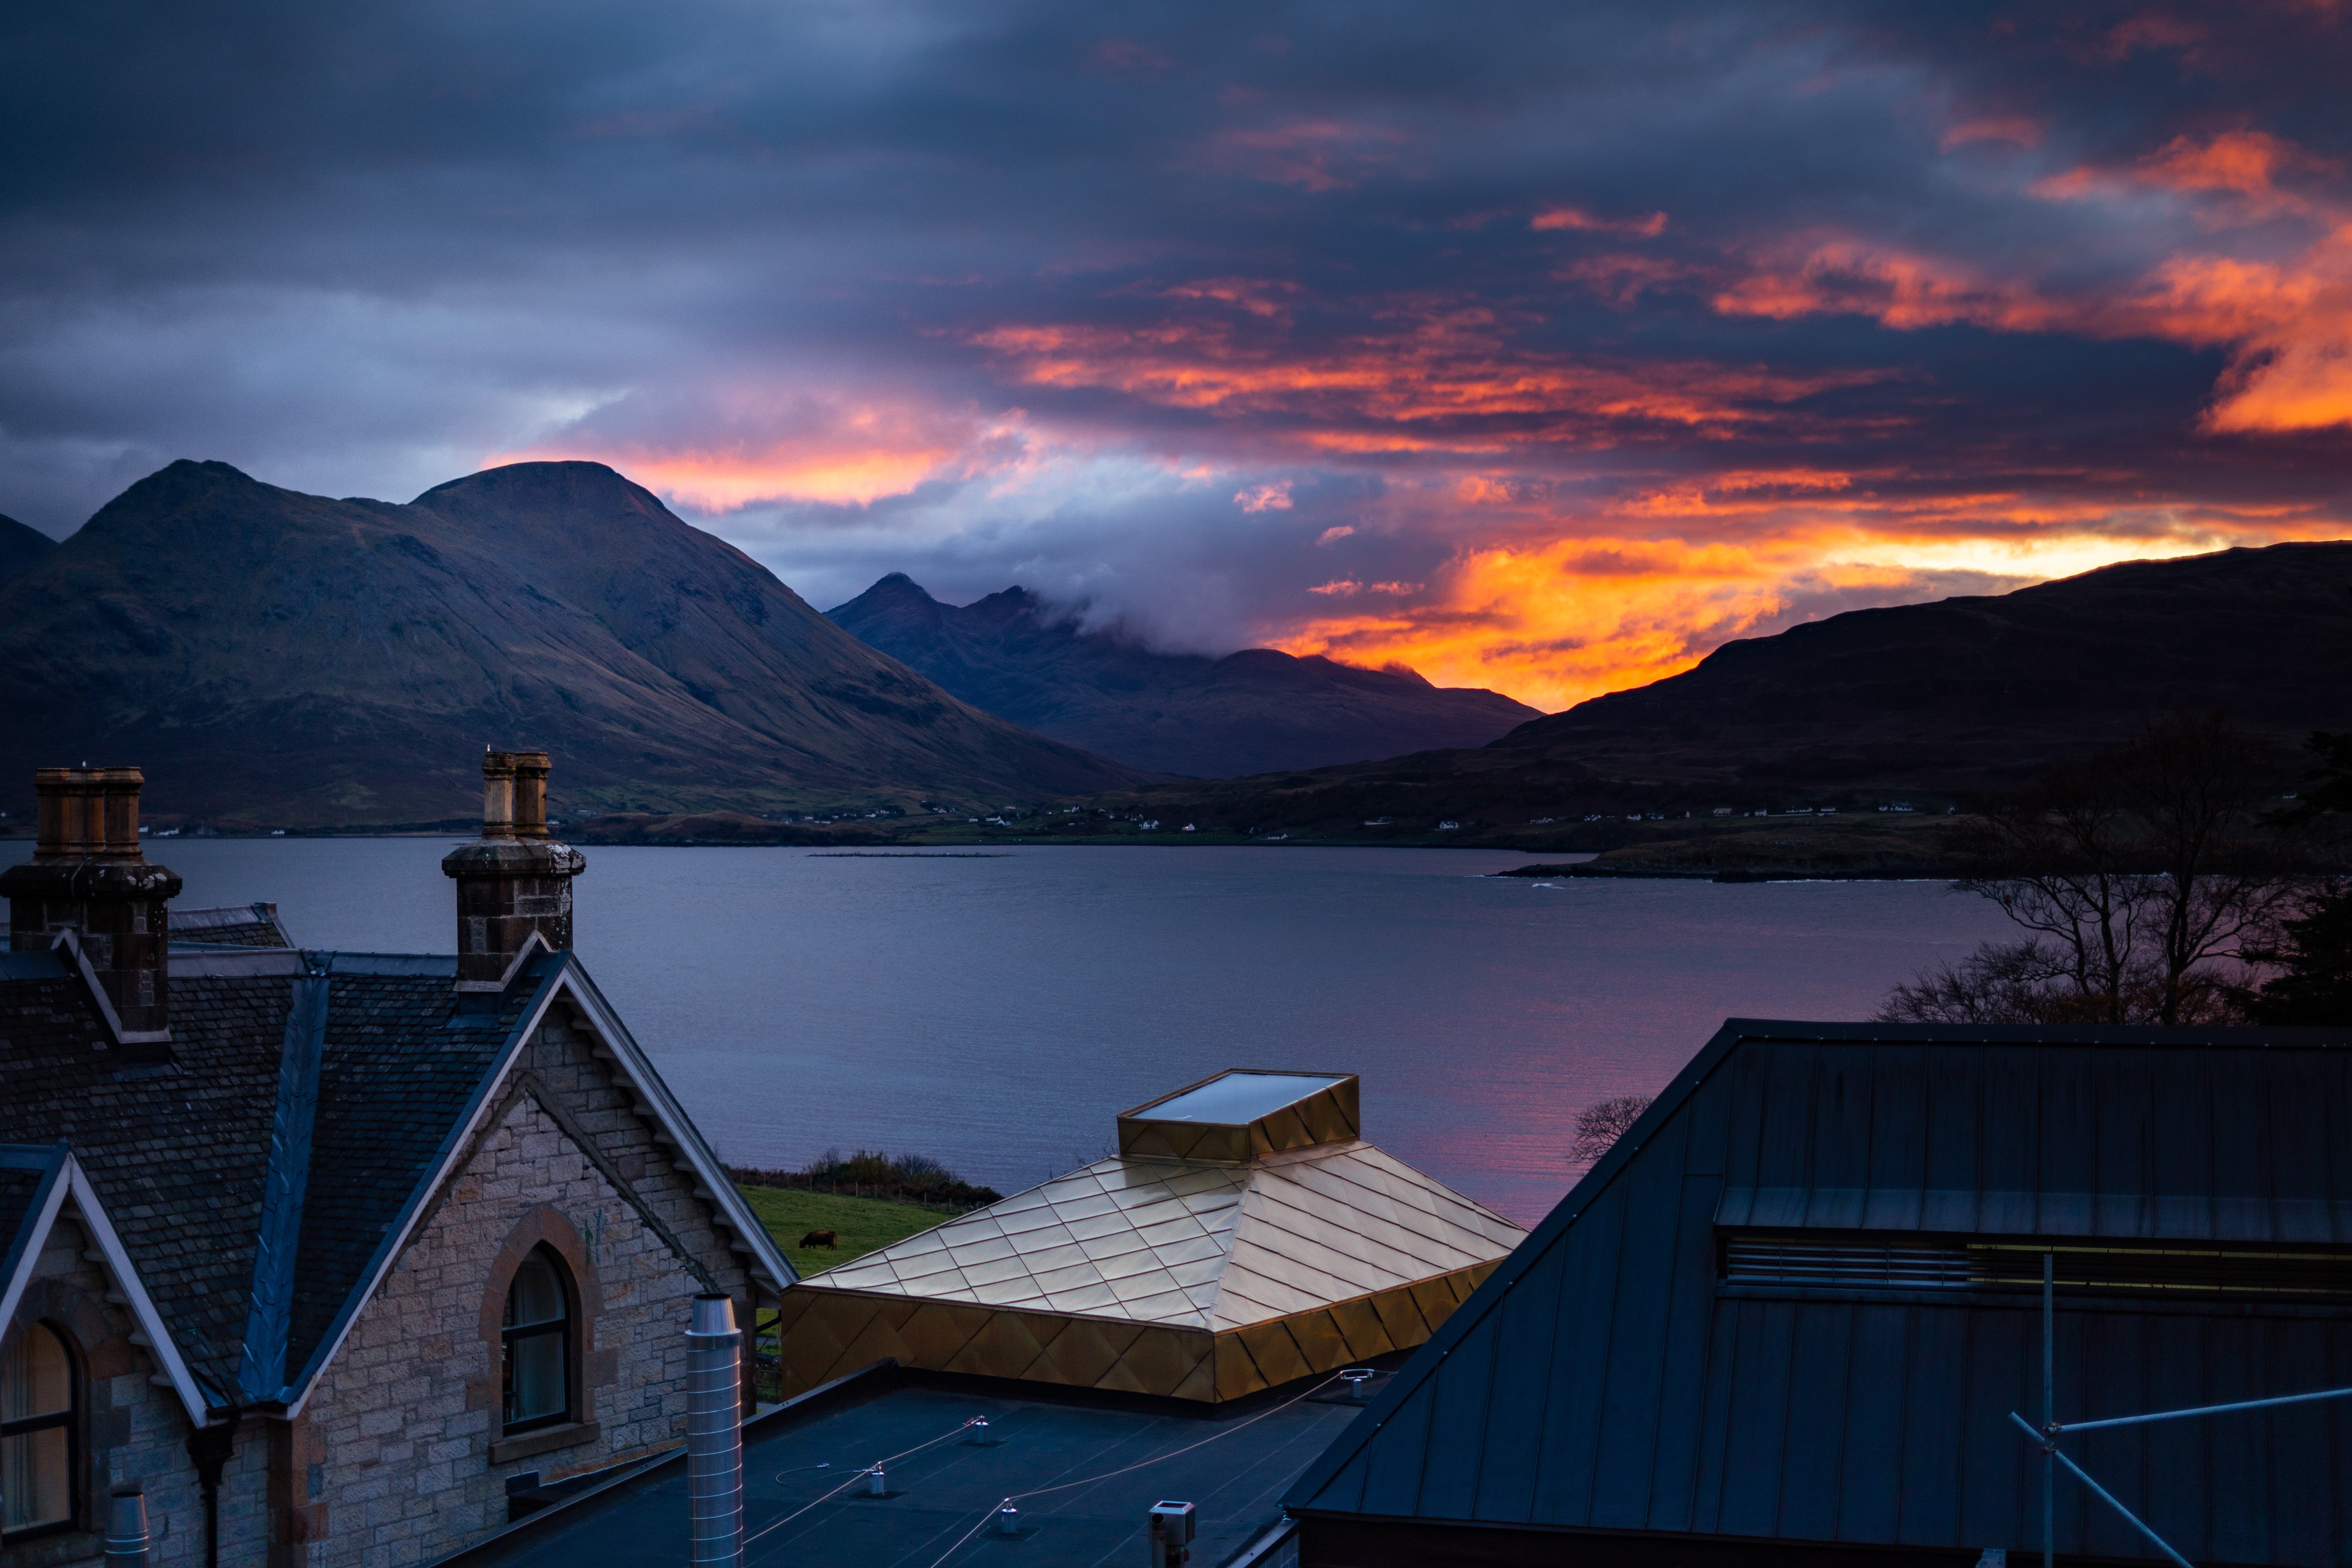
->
[6,0,2351,708]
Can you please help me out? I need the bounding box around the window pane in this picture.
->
[2,1325,71,1422]
[2,1426,71,1532]
[505,1254,564,1329]
[505,1330,566,1424]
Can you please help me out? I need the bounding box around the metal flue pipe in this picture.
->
[103,1486,149,1566]
[686,1294,744,1566]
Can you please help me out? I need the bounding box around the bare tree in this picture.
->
[1570,1095,1652,1165]
[1883,713,2298,1025]
[1878,940,2107,1025]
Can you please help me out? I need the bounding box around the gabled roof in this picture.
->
[0,944,794,1417]
[0,1143,208,1420]
[1284,1019,2352,1565]
[804,1140,1521,1332]
[0,1144,69,1319]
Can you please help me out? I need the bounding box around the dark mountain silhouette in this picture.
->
[827,573,1542,776]
[0,514,52,586]
[0,461,1146,826]
[1097,541,2352,836]
[1498,540,2352,787]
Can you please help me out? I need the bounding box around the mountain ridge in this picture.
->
[0,513,52,586]
[0,460,1148,825]
[827,572,1542,776]
[1079,540,2352,843]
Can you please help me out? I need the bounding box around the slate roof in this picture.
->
[806,1142,1522,1331]
[1284,1020,2352,1567]
[0,946,544,1406]
[170,902,295,948]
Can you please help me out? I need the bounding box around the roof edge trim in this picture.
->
[555,963,798,1294]
[0,1146,72,1338]
[280,956,569,1418]
[1281,1015,1756,1511]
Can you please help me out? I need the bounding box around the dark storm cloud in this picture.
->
[4,1,2349,703]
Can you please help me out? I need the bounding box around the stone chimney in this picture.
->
[0,767,182,1043]
[441,750,584,992]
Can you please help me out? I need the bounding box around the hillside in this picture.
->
[1083,542,2352,843]
[0,461,1147,826]
[1500,540,2352,787]
[0,514,51,586]
[827,573,1542,776]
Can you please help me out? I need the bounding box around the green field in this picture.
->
[734,1185,953,1280]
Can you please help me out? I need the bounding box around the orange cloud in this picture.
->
[2033,129,2339,222]
[1940,115,2042,152]
[1712,238,2064,331]
[968,304,1890,449]
[1269,509,2337,712]
[1532,206,1669,237]
[494,399,1008,509]
[2135,226,2352,433]
[1714,130,2352,435]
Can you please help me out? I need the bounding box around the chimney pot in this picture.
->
[481,752,518,842]
[442,750,583,992]
[3,766,180,1050]
[512,752,551,840]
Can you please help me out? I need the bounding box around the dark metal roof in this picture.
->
[441,1362,1374,1568]
[1285,1019,2352,1566]
[0,947,547,1404]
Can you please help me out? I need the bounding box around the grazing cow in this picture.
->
[798,1229,839,1248]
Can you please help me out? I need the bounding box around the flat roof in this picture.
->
[442,1367,1379,1568]
[1129,1071,1346,1126]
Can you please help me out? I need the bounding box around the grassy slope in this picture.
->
[734,1185,951,1281]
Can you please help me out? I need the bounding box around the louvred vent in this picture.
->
[1723,1235,2352,1299]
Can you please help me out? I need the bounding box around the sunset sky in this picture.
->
[7,2,2352,710]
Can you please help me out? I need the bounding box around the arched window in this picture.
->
[2,1322,77,1539]
[501,1247,573,1432]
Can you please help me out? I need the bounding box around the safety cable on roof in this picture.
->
[740,1417,986,1551]
[919,1370,1348,1568]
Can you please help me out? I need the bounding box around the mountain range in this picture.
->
[1098,540,2352,838]
[827,573,1541,776]
[0,461,1145,826]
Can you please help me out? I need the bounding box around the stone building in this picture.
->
[0,757,793,1567]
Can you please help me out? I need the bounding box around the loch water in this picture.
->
[4,839,2013,1225]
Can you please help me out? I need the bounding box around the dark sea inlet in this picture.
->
[6,840,2010,1224]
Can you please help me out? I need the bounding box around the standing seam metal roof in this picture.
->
[1284,1020,2352,1567]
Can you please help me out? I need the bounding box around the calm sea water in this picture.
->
[3,840,2010,1225]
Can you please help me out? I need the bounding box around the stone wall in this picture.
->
[2,1204,266,1568]
[289,1000,759,1568]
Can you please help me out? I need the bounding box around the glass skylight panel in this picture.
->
[1138,1072,1346,1126]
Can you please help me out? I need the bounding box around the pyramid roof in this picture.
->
[799,1139,1523,1331]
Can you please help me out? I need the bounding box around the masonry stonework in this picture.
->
[3,1206,268,1568]
[286,1003,759,1568]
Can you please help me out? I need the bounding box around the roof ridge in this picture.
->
[237,975,329,1403]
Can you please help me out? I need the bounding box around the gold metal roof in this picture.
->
[799,1139,1525,1332]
